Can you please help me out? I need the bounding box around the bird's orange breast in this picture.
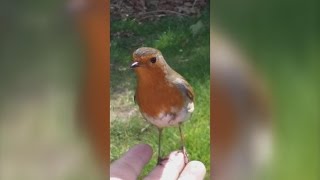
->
[135,70,184,118]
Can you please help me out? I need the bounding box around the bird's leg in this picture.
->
[179,123,189,164]
[157,128,163,165]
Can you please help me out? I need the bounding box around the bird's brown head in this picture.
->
[131,47,170,78]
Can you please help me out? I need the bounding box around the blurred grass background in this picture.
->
[213,0,319,179]
[110,8,210,178]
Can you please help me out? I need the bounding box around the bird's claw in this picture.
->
[157,157,168,166]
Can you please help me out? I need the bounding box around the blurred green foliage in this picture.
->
[213,0,320,179]
[0,1,102,179]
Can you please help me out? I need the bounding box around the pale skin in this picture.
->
[110,144,206,180]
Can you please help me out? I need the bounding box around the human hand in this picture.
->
[110,144,206,180]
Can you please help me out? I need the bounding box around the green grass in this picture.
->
[110,9,210,178]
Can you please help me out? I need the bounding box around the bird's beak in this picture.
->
[130,61,140,69]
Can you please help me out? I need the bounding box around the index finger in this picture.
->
[110,144,153,180]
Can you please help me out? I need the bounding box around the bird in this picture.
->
[130,47,194,165]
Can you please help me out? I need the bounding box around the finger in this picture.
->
[144,151,185,180]
[178,161,206,180]
[110,144,153,180]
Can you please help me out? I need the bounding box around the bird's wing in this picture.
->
[134,93,137,104]
[176,77,195,113]
[183,80,194,101]
[186,84,194,101]
[172,75,194,102]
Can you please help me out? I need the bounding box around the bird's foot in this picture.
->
[157,157,168,166]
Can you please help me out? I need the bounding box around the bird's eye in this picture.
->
[150,57,157,63]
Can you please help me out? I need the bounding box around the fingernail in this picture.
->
[189,161,206,173]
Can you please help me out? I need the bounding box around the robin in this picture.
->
[130,47,194,164]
